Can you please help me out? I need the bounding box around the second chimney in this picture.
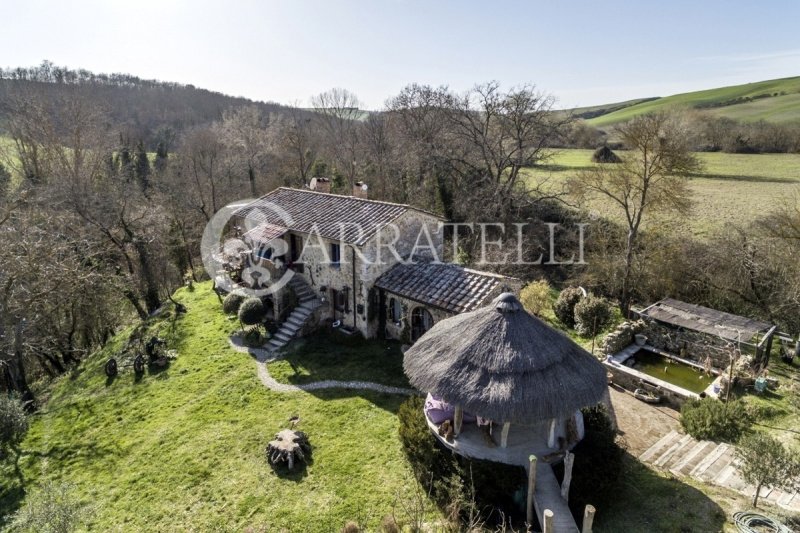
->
[352,181,369,199]
[309,177,331,193]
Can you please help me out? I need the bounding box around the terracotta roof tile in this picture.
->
[376,262,518,314]
[234,188,443,246]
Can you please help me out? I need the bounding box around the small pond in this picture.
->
[626,349,715,393]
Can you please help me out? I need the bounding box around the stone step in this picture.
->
[640,430,681,462]
[698,446,735,482]
[274,332,293,343]
[286,316,306,328]
[714,463,738,486]
[777,491,796,507]
[291,309,311,320]
[690,443,728,479]
[267,339,285,350]
[670,440,714,476]
[654,434,694,468]
[282,323,301,334]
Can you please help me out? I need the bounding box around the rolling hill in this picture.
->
[572,76,800,128]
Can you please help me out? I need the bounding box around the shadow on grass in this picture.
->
[688,171,800,183]
[268,333,410,390]
[589,452,727,533]
[303,387,409,415]
[0,482,25,529]
[267,447,314,482]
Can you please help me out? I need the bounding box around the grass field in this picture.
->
[0,283,433,531]
[527,149,800,237]
[2,282,795,531]
[578,76,800,127]
[267,333,409,388]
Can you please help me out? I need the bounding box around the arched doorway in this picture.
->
[411,307,434,341]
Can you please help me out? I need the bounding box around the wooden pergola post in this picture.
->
[547,418,557,448]
[582,504,596,533]
[526,455,537,526]
[542,509,554,533]
[500,421,511,448]
[453,405,463,436]
[561,451,574,501]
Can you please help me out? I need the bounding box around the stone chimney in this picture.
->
[309,177,331,193]
[352,181,368,199]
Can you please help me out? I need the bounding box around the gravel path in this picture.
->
[229,335,414,395]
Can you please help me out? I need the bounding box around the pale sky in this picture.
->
[3,0,799,110]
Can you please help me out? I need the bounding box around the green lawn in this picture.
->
[268,333,410,388]
[528,149,800,237]
[738,351,800,449]
[0,283,433,531]
[583,76,800,127]
[3,282,796,531]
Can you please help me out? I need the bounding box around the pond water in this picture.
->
[627,349,715,393]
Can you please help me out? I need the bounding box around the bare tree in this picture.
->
[217,105,271,197]
[310,88,363,189]
[447,81,571,195]
[272,107,320,187]
[568,112,701,315]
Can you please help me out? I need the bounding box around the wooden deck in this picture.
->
[426,416,579,532]
[425,416,557,465]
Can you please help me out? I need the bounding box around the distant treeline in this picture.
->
[563,113,800,154]
[0,60,290,147]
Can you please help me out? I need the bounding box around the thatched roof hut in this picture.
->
[591,146,621,163]
[404,293,607,424]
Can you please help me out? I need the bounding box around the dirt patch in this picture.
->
[608,385,680,455]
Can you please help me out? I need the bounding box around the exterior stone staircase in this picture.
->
[640,430,800,511]
[265,274,321,353]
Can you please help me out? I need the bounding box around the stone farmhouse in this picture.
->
[227,179,520,351]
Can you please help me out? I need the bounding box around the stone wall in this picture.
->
[604,363,691,409]
[602,320,647,355]
[603,316,753,370]
[292,210,444,338]
[639,319,748,369]
[383,293,453,343]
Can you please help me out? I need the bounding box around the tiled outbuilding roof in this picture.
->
[376,262,517,314]
[234,188,443,246]
[640,298,773,342]
[242,222,287,243]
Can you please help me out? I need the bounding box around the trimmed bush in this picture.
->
[519,280,552,317]
[397,396,525,527]
[0,395,28,453]
[574,295,612,337]
[680,397,752,443]
[553,287,583,327]
[238,297,266,327]
[222,291,247,315]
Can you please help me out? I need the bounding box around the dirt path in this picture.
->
[608,385,681,455]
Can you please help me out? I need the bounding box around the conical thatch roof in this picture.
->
[591,146,622,163]
[403,293,607,424]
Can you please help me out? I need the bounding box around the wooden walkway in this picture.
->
[640,430,800,512]
[525,461,580,533]
[427,419,580,532]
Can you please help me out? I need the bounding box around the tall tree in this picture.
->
[217,106,270,197]
[568,112,701,315]
[134,140,151,191]
[310,88,362,190]
[737,432,800,507]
